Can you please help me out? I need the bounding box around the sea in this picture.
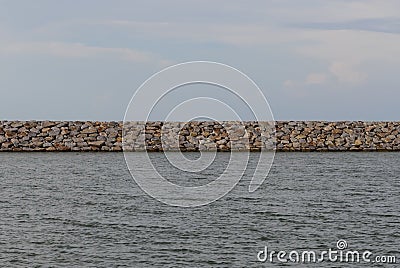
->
[1,152,399,267]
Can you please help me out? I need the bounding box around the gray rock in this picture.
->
[88,141,105,147]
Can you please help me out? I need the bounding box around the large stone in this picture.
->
[48,130,61,136]
[354,140,363,146]
[1,142,12,148]
[88,141,105,147]
[42,121,56,128]
[11,122,23,128]
[81,127,98,134]
[5,131,17,138]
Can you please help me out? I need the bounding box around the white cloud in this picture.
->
[283,80,296,88]
[284,61,367,88]
[2,2,399,88]
[296,29,400,63]
[283,72,328,89]
[329,61,367,84]
[287,29,399,87]
[87,19,299,46]
[263,0,400,23]
[0,41,169,65]
[91,19,400,67]
[306,73,328,84]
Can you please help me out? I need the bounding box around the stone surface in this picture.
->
[0,121,400,151]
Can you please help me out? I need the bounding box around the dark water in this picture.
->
[0,152,399,267]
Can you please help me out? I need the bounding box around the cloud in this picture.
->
[89,18,400,67]
[91,20,284,46]
[296,29,400,64]
[0,0,399,121]
[74,5,397,91]
[294,18,400,34]
[279,28,399,89]
[0,41,169,65]
[283,80,296,88]
[284,61,366,89]
[270,0,400,23]
[329,61,367,84]
[306,73,328,84]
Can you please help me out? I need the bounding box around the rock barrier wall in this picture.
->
[1,121,399,152]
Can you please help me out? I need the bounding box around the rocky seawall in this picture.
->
[0,121,399,152]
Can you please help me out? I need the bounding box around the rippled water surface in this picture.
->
[0,152,399,267]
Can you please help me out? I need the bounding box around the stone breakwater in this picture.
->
[0,121,399,152]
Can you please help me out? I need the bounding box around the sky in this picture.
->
[1,0,400,121]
